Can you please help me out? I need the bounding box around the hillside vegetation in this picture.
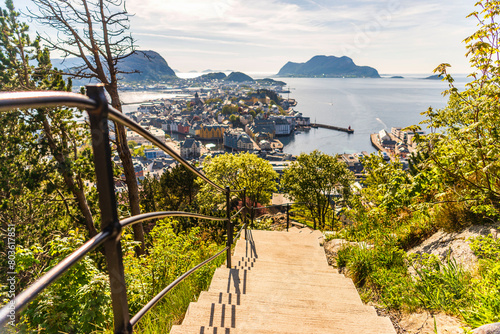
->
[328,2,500,330]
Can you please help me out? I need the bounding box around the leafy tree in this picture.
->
[140,164,200,213]
[418,0,500,218]
[0,0,98,237]
[222,105,239,115]
[30,0,146,253]
[281,150,354,229]
[198,153,278,211]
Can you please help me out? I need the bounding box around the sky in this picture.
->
[16,0,477,75]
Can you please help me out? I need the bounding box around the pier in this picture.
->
[310,123,354,133]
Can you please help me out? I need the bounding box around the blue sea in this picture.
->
[279,75,468,155]
[120,74,469,156]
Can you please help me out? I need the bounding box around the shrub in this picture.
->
[409,254,472,314]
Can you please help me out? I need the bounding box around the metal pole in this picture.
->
[86,85,132,334]
[251,206,254,228]
[243,188,247,239]
[286,204,290,232]
[226,186,232,268]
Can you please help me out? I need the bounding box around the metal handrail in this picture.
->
[233,222,248,243]
[0,86,248,333]
[230,206,246,220]
[120,211,229,228]
[0,91,96,111]
[130,245,229,326]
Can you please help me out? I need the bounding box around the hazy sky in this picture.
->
[16,0,477,74]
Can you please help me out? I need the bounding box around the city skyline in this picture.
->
[16,0,477,75]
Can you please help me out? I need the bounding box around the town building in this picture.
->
[180,138,201,159]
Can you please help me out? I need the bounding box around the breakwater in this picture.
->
[310,123,354,133]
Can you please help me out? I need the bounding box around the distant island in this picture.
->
[197,72,227,81]
[423,74,443,80]
[276,55,380,78]
[390,76,404,79]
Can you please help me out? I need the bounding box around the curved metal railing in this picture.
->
[0,85,250,333]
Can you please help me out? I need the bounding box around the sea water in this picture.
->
[279,76,465,155]
[119,75,469,156]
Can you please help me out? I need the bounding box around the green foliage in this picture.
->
[282,150,354,229]
[198,152,278,210]
[418,1,500,218]
[140,165,200,232]
[19,230,112,333]
[410,254,472,313]
[123,220,224,331]
[221,104,239,115]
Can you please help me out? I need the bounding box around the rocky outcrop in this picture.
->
[473,323,500,334]
[408,224,500,271]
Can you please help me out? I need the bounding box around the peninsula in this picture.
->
[276,55,380,78]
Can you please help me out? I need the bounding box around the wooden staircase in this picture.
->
[170,228,396,334]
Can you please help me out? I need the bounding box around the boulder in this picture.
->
[473,323,500,334]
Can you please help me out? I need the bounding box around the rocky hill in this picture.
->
[117,50,177,81]
[196,72,227,81]
[52,50,177,84]
[224,71,255,82]
[277,55,380,78]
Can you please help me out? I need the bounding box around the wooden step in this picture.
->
[196,291,377,315]
[172,229,396,334]
[182,301,387,328]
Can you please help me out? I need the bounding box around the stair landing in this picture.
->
[170,229,396,334]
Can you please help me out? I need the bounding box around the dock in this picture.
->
[370,133,396,161]
[310,123,354,133]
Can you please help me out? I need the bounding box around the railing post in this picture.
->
[243,187,247,239]
[286,204,290,232]
[86,85,132,334]
[226,186,232,268]
[251,207,254,228]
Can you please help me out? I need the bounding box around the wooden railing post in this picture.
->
[86,85,132,334]
[226,186,232,268]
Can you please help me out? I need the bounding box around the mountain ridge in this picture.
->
[52,50,177,84]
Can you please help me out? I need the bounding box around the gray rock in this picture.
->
[473,323,500,334]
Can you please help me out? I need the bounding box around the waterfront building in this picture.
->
[223,130,255,151]
[127,126,166,145]
[294,114,311,126]
[270,116,293,136]
[196,124,227,139]
[378,129,395,147]
[246,119,276,140]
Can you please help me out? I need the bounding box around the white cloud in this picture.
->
[15,0,479,73]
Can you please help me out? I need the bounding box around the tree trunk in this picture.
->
[42,118,98,237]
[106,85,145,255]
